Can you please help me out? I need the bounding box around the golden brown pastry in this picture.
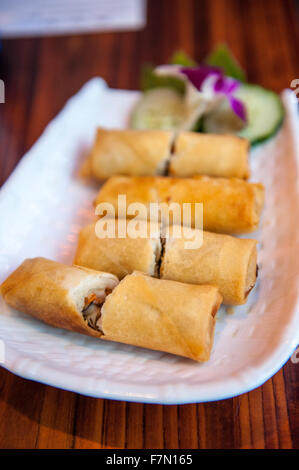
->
[0,258,222,361]
[0,257,118,338]
[80,128,174,179]
[101,271,222,361]
[169,132,250,179]
[74,222,257,305]
[160,230,257,305]
[74,221,161,279]
[81,129,249,180]
[94,175,264,234]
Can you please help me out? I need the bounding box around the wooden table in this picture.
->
[0,0,298,449]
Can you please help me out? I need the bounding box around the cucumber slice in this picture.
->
[131,88,186,130]
[202,84,285,144]
[201,100,244,134]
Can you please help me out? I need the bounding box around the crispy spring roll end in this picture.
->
[244,246,258,300]
[0,258,119,338]
[73,221,161,280]
[78,156,92,179]
[254,185,265,222]
[200,291,222,361]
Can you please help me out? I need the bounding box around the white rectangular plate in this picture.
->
[0,78,298,404]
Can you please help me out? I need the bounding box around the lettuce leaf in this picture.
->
[169,50,197,67]
[205,44,246,82]
[140,64,185,94]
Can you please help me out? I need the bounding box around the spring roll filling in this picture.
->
[244,264,259,298]
[160,137,176,176]
[82,288,112,332]
[155,235,166,277]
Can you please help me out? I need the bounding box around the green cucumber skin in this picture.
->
[202,84,285,145]
[244,111,284,146]
[238,84,285,145]
[202,110,285,146]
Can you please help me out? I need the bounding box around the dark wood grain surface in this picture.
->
[0,0,298,449]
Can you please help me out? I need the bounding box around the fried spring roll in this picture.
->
[0,257,118,338]
[160,231,257,305]
[81,129,249,180]
[94,176,264,234]
[74,221,161,279]
[1,258,222,361]
[169,132,250,179]
[101,272,222,361]
[80,128,173,179]
[74,222,257,305]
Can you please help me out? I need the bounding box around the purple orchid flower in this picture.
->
[180,66,247,122]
